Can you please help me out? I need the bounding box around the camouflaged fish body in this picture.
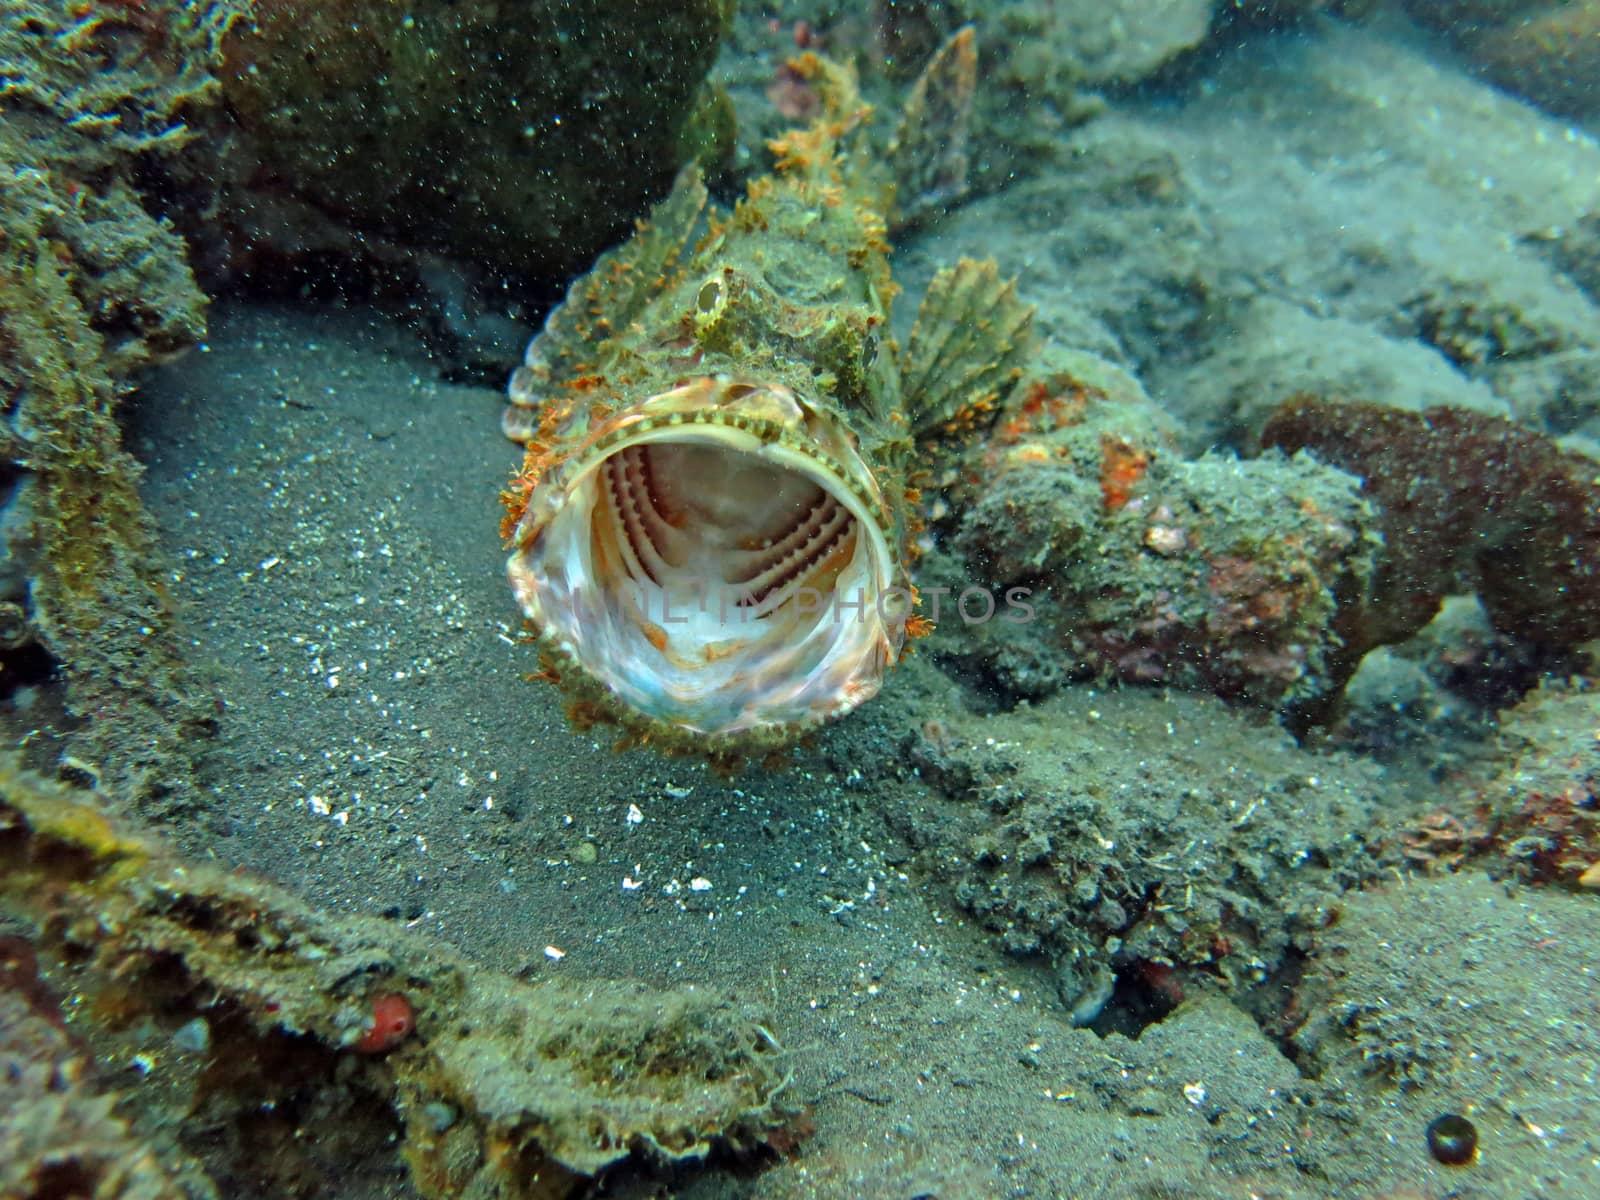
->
[501,51,1032,760]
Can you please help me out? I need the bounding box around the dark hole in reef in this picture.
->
[186,1011,406,1200]
[0,640,56,697]
[167,893,222,934]
[594,1133,781,1194]
[29,1161,100,1200]
[1237,944,1321,1079]
[1430,636,1584,714]
[930,644,1070,715]
[1080,962,1183,1039]
[16,831,103,887]
[136,951,202,1016]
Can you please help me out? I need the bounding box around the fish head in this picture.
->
[506,374,911,752]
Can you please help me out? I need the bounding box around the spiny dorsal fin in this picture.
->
[765,52,871,187]
[534,165,708,379]
[902,257,1035,440]
[889,25,977,231]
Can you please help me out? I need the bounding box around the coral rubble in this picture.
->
[0,757,794,1198]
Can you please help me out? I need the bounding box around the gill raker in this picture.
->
[499,37,1034,765]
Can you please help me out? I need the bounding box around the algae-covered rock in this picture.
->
[1401,0,1600,121]
[1033,0,1214,87]
[1394,268,1600,434]
[894,685,1384,1030]
[1471,3,1600,121]
[933,346,1378,710]
[1162,296,1508,450]
[219,0,735,279]
[895,114,1220,369]
[0,1,227,799]
[0,2,217,375]
[0,757,796,1199]
[879,0,1213,90]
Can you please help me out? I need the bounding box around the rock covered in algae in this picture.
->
[890,684,1385,1030]
[1394,267,1600,437]
[721,1,1195,199]
[722,0,1363,206]
[218,0,736,280]
[1261,397,1600,661]
[1160,296,1509,451]
[931,346,1378,709]
[1400,0,1600,122]
[0,2,219,375]
[0,0,228,799]
[0,757,796,1199]
[0,953,204,1200]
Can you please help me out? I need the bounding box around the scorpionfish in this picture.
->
[500,47,1033,763]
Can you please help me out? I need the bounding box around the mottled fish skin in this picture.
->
[500,51,1031,765]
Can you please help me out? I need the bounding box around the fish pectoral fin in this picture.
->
[902,256,1035,442]
[527,165,708,380]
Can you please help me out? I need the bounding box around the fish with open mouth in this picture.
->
[500,40,1033,764]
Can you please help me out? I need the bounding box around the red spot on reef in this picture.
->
[355,992,415,1054]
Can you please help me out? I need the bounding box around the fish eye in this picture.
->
[697,279,722,312]
[861,334,879,369]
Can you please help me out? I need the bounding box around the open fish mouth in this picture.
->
[507,377,909,740]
